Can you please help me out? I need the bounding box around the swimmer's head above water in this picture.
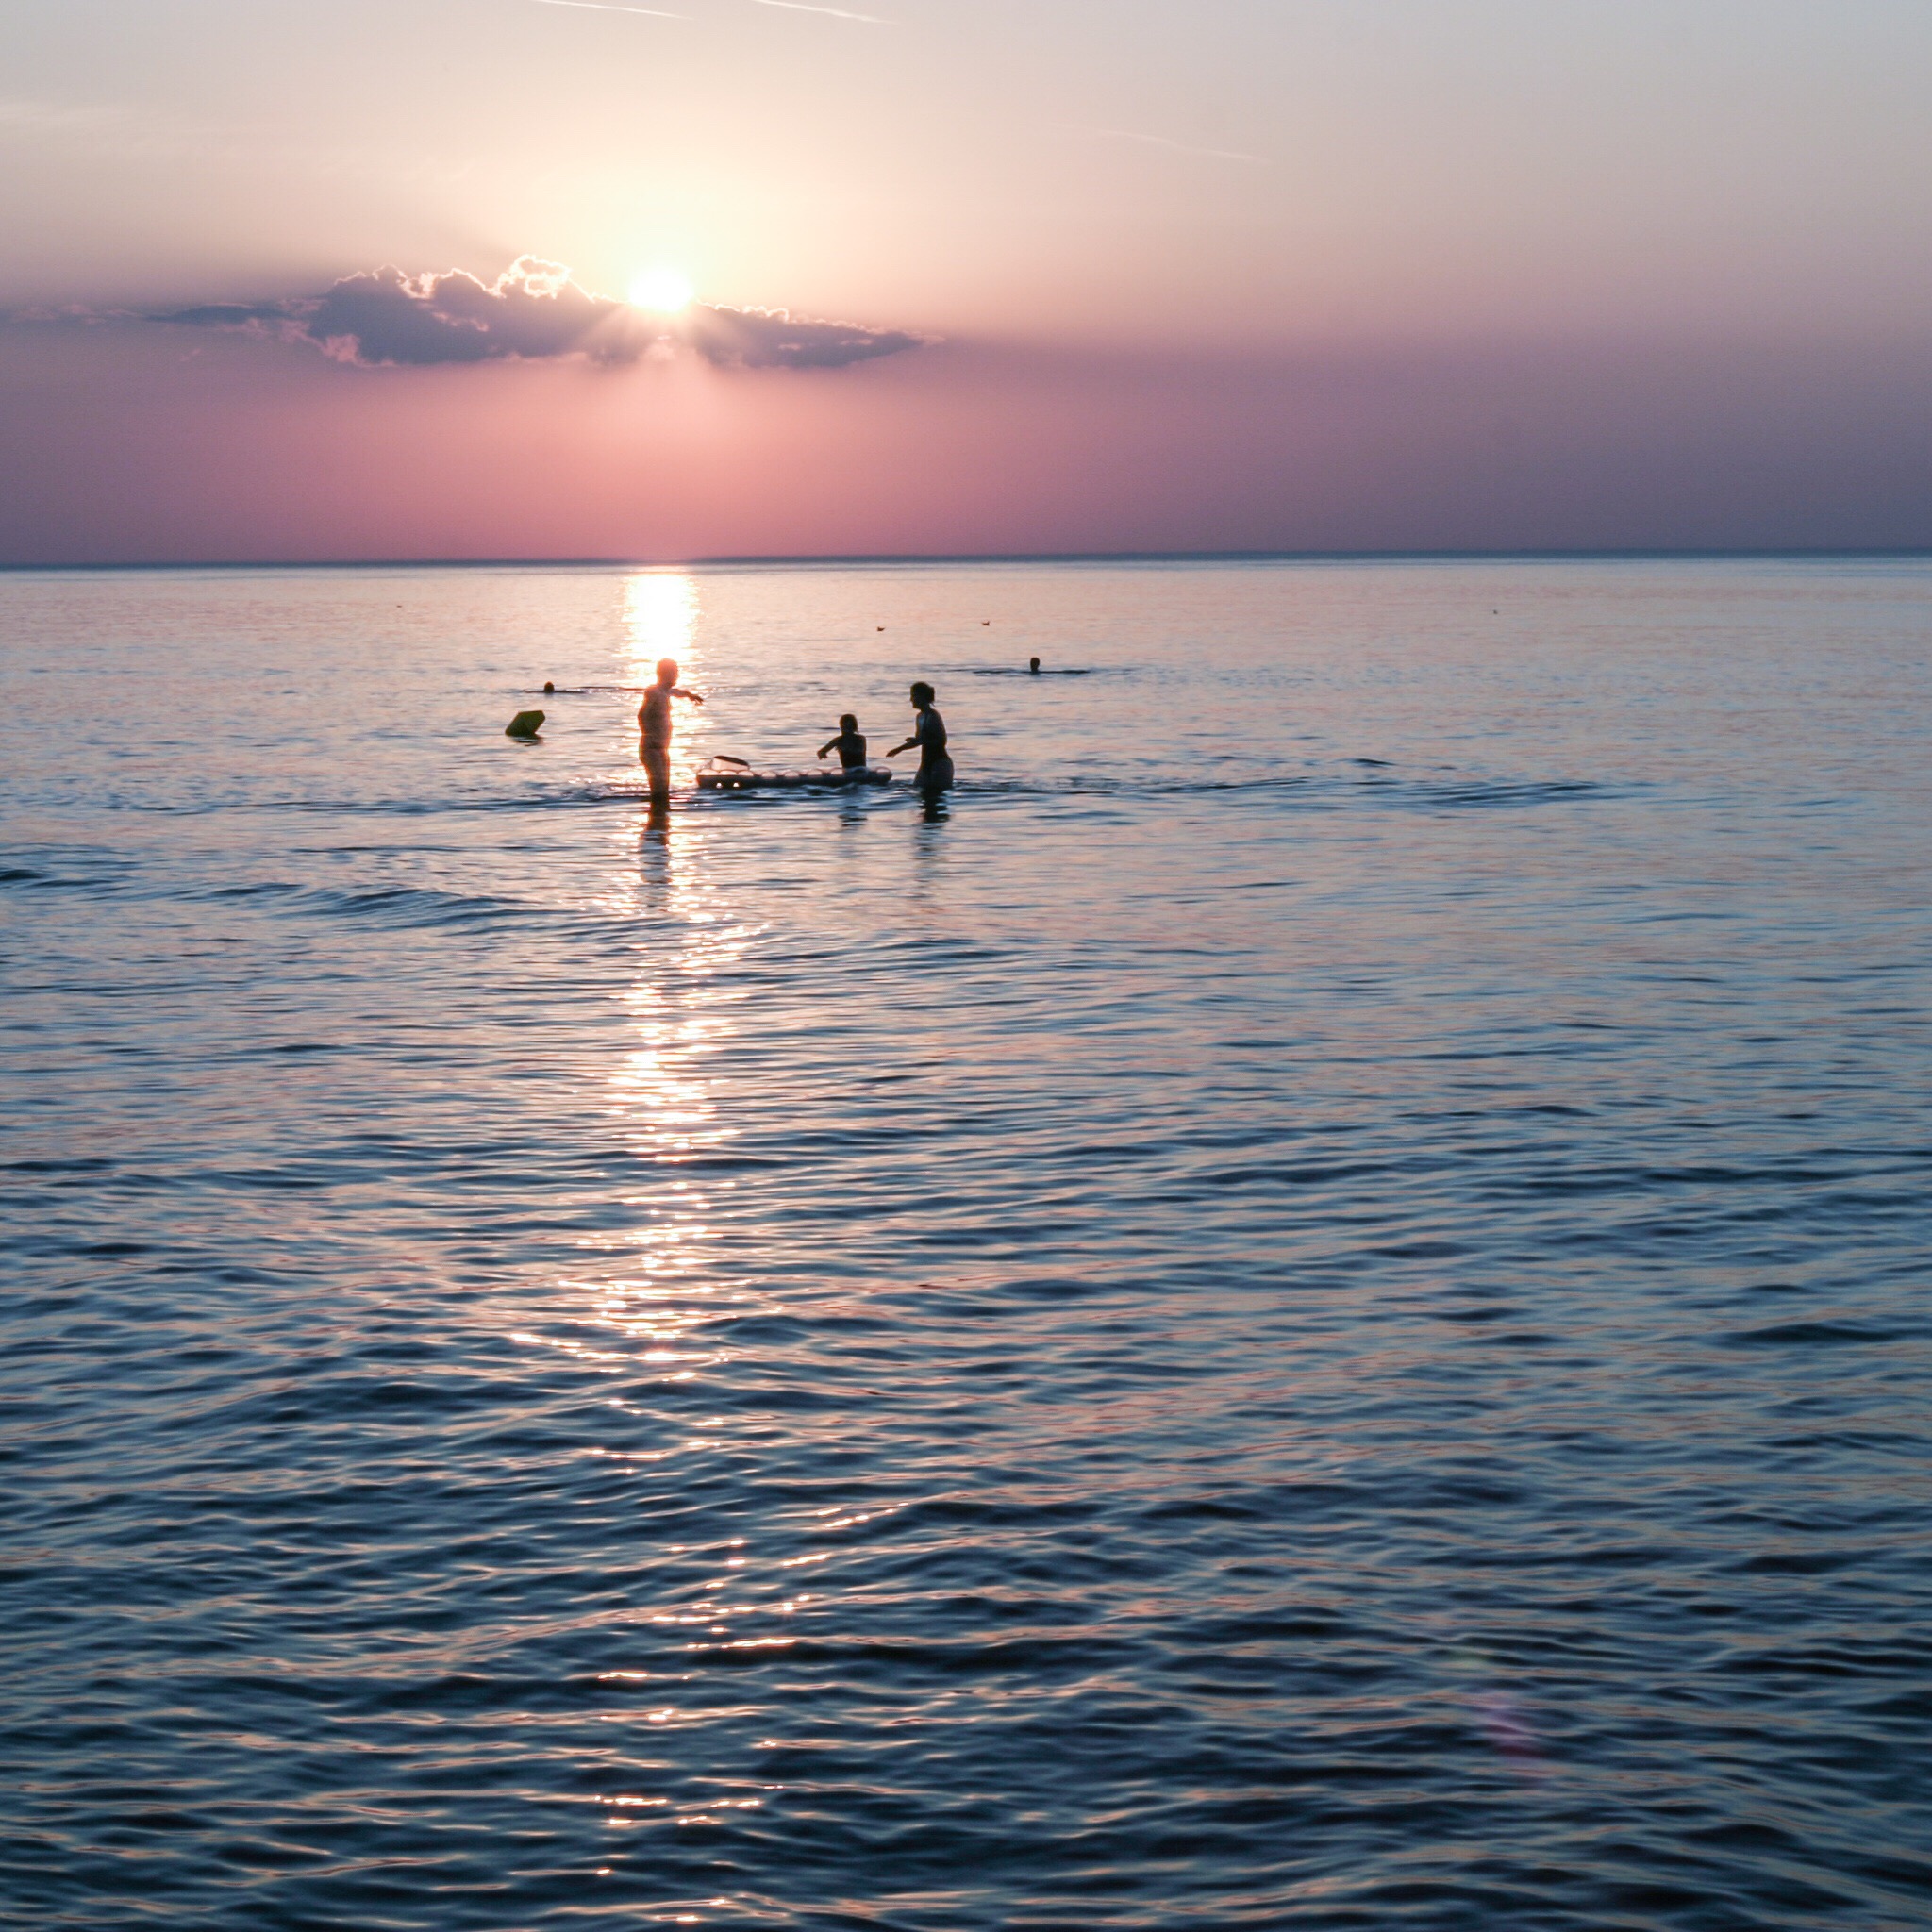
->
[1029,657,1041,674]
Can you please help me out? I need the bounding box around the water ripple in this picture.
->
[4,558,1932,1928]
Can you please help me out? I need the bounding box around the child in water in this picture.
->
[638,657,704,805]
[818,714,868,771]
[885,682,953,793]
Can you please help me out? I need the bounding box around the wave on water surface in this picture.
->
[4,558,1931,1931]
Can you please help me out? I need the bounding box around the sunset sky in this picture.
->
[3,0,1928,559]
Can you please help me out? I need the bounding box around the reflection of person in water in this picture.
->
[637,657,704,807]
[885,681,954,794]
[818,713,869,770]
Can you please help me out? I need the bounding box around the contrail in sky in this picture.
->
[1076,126,1267,163]
[532,0,684,17]
[752,0,889,20]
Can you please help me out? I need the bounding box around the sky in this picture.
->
[1,0,1928,559]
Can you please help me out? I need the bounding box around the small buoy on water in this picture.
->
[506,710,544,739]
[543,680,555,693]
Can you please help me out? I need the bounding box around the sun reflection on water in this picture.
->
[579,809,753,1355]
[623,571,697,675]
[534,580,824,1772]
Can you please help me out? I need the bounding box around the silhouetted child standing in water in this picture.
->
[818,714,868,770]
[638,657,704,806]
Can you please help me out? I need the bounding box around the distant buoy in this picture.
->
[506,710,544,739]
[543,680,555,693]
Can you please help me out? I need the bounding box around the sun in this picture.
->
[628,267,695,314]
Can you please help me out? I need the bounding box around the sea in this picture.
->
[4,557,1930,1929]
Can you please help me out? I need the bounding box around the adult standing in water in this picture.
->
[638,657,704,808]
[886,681,954,796]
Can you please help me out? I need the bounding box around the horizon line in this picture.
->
[4,546,1931,574]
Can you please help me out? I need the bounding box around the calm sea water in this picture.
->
[5,558,1931,1929]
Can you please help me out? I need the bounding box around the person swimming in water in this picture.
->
[818,713,868,771]
[885,681,953,794]
[637,657,704,807]
[1028,657,1041,675]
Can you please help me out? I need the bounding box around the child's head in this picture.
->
[840,713,858,733]
[910,681,935,708]
[656,657,679,687]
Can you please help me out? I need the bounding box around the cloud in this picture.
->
[683,304,923,370]
[141,258,924,371]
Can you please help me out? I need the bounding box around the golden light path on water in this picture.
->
[555,568,823,1807]
[532,569,748,1472]
[506,568,815,1839]
[589,572,741,1341]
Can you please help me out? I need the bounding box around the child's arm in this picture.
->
[673,685,705,705]
[817,736,841,758]
[883,736,918,756]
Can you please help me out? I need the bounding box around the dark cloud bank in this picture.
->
[154,256,923,370]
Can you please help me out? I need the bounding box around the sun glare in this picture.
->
[628,268,695,314]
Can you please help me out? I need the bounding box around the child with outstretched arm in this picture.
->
[818,713,869,771]
[638,657,704,805]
